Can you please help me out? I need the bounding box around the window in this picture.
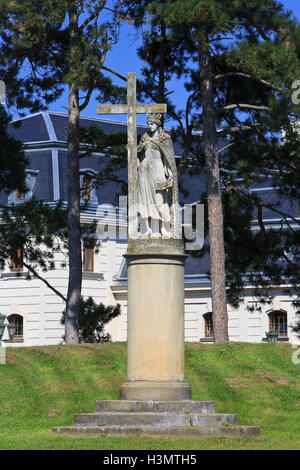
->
[82,175,93,201]
[15,188,24,201]
[268,310,287,337]
[83,240,94,272]
[80,169,98,205]
[8,170,39,204]
[7,314,23,341]
[203,312,214,338]
[10,248,23,272]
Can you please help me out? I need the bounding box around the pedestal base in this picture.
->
[120,380,192,401]
[52,399,261,438]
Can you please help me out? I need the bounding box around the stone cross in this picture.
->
[97,72,167,236]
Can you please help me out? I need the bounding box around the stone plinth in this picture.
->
[120,381,191,401]
[121,239,191,401]
[52,400,261,438]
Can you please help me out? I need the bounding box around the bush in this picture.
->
[61,297,121,343]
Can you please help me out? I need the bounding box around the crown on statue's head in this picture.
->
[147,113,162,126]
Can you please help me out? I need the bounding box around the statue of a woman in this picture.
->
[137,113,181,238]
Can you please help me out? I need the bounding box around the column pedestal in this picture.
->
[120,239,191,401]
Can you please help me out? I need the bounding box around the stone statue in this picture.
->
[137,113,181,238]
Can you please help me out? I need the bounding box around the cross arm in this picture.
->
[97,104,128,115]
[135,104,167,114]
[97,103,167,115]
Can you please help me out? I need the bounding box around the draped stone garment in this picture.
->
[137,129,181,238]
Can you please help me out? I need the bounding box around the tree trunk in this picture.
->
[198,40,229,343]
[65,4,81,344]
[158,19,166,128]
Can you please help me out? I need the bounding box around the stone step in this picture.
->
[73,411,237,427]
[52,424,260,438]
[95,400,216,414]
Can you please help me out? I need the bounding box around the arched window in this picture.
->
[7,314,23,341]
[268,310,287,337]
[203,312,214,338]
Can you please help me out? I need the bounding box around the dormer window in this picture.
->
[82,175,93,201]
[15,188,25,201]
[80,169,98,206]
[8,169,39,204]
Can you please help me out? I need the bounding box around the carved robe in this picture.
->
[137,129,181,237]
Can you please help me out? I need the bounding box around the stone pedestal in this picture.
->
[120,239,191,401]
[52,399,261,437]
[52,241,260,438]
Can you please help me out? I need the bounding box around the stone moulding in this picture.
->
[127,238,185,256]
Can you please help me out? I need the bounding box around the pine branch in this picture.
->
[261,204,300,227]
[186,88,200,126]
[79,47,108,112]
[220,103,270,112]
[224,184,266,233]
[79,1,106,31]
[101,65,127,82]
[21,259,67,302]
[215,72,283,92]
[79,87,94,112]
[218,142,234,154]
[281,250,295,266]
[217,123,261,136]
[0,244,67,302]
[224,185,300,229]
[209,37,234,42]
[164,90,174,97]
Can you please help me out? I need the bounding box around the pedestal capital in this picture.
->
[127,238,186,256]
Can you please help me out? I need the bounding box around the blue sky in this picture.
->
[46,0,300,126]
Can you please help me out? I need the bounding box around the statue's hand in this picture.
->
[137,133,149,153]
[157,174,173,190]
[137,141,145,153]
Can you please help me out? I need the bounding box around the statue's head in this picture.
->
[147,113,162,129]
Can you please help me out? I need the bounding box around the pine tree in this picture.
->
[61,297,121,343]
[0,1,126,343]
[0,105,27,193]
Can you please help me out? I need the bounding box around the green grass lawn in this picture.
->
[0,342,299,450]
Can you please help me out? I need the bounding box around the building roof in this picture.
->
[9,111,184,153]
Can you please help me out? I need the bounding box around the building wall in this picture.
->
[0,240,112,346]
[0,239,299,347]
[110,273,300,345]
